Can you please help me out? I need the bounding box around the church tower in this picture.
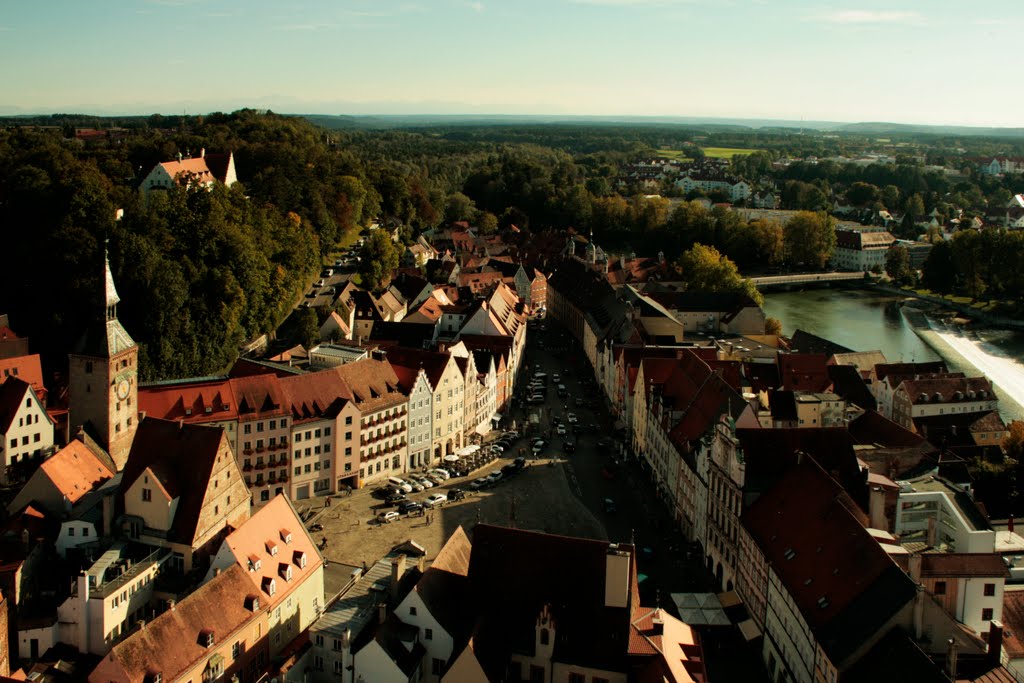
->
[68,245,139,471]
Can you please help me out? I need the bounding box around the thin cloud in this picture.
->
[815,10,923,25]
[466,1,484,11]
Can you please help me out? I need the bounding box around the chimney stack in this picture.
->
[946,638,959,680]
[908,553,922,583]
[988,621,1004,668]
[926,517,937,548]
[200,148,206,158]
[378,602,387,624]
[390,555,406,602]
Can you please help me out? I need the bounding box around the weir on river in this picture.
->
[764,289,1024,423]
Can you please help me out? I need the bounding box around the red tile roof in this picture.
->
[276,368,353,423]
[742,460,915,659]
[332,358,406,413]
[138,377,238,424]
[217,494,322,610]
[778,353,832,392]
[1001,591,1024,658]
[0,354,45,401]
[38,440,115,505]
[893,553,1009,579]
[88,564,260,683]
[900,376,996,405]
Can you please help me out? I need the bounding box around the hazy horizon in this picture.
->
[2,0,1020,128]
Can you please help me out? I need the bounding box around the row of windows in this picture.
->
[243,418,289,435]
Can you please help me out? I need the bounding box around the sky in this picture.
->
[0,0,1020,126]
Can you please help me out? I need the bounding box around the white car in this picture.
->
[427,469,450,480]
[490,444,505,453]
[556,424,567,436]
[411,474,434,488]
[377,510,400,524]
[425,493,448,507]
[567,413,578,424]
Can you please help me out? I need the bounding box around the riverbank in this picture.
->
[872,282,1024,332]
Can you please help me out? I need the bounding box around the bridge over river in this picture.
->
[751,271,866,289]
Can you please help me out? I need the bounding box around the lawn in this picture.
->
[702,146,763,159]
[654,148,693,162]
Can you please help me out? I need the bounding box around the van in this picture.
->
[388,476,413,493]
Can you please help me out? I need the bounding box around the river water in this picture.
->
[764,288,1024,422]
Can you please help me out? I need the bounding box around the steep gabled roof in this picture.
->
[788,329,853,356]
[88,564,257,683]
[332,358,406,413]
[0,376,32,434]
[742,460,916,664]
[900,376,996,405]
[218,494,322,609]
[137,377,238,424]
[778,353,832,392]
[874,361,948,383]
[384,347,454,390]
[277,368,353,421]
[119,418,227,545]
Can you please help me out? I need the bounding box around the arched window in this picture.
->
[540,628,549,646]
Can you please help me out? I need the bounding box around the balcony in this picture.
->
[279,474,289,483]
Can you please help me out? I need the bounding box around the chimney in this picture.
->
[168,599,176,612]
[200,148,206,158]
[139,620,146,630]
[605,545,630,609]
[390,555,406,602]
[378,602,387,624]
[926,517,937,548]
[988,621,1004,668]
[213,567,221,577]
[946,638,959,680]
[418,556,426,572]
[908,553,922,582]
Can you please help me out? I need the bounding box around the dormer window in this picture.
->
[262,576,276,596]
[200,629,215,647]
[266,540,278,556]
[294,550,307,569]
[280,529,293,544]
[145,673,162,683]
[279,563,293,582]
[244,594,260,612]
[247,555,261,572]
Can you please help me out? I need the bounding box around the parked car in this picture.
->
[513,456,527,469]
[490,444,505,453]
[567,413,578,424]
[469,477,490,490]
[377,510,400,524]
[427,468,450,480]
[564,440,576,453]
[448,488,466,501]
[385,492,408,506]
[486,471,503,485]
[410,474,434,488]
[556,424,567,436]
[425,493,448,507]
[398,500,423,515]
[501,464,518,477]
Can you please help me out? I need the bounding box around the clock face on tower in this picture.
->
[116,377,130,400]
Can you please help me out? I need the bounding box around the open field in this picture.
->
[702,146,763,158]
[654,147,693,162]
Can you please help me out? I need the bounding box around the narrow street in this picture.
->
[519,319,770,683]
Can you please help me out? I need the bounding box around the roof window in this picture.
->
[199,629,215,647]
[266,540,278,556]
[294,550,307,569]
[280,529,293,544]
[783,548,796,560]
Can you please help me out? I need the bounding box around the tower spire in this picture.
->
[104,239,120,321]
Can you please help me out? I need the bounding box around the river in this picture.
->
[764,288,1024,422]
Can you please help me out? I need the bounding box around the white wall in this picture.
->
[56,520,98,558]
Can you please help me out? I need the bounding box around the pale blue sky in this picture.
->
[0,0,1019,126]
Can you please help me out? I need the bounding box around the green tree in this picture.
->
[1005,421,1024,462]
[904,193,925,219]
[473,209,499,234]
[885,245,913,285]
[783,212,836,270]
[359,228,400,291]
[749,219,785,267]
[921,240,956,294]
[297,308,320,349]
[765,317,783,336]
[675,243,764,306]
[444,192,476,224]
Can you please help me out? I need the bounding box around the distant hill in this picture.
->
[836,121,1024,138]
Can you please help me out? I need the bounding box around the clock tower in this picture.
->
[68,245,139,471]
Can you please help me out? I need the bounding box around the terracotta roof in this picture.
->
[88,564,258,683]
[38,440,115,505]
[119,417,228,545]
[331,358,406,413]
[893,553,1009,579]
[217,494,322,610]
[276,368,353,423]
[231,374,288,419]
[778,353,832,392]
[406,297,443,323]
[138,377,238,424]
[900,376,996,405]
[0,354,45,400]
[1001,591,1024,658]
[874,361,948,383]
[412,526,472,639]
[742,460,916,662]
[669,372,746,445]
